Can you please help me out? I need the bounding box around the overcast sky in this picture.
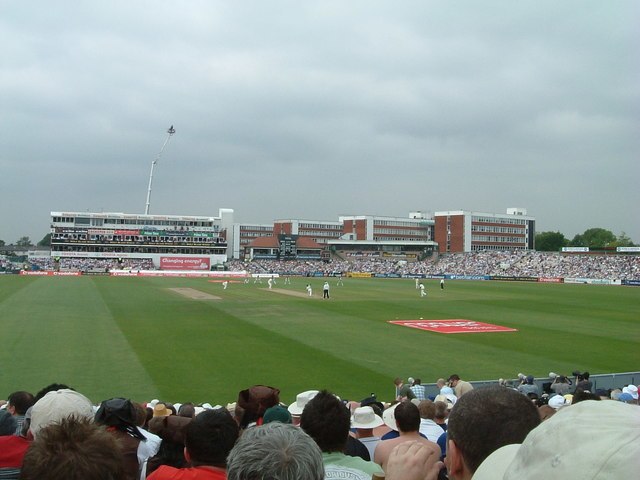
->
[1,1,638,245]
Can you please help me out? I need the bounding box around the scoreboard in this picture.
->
[278,234,298,259]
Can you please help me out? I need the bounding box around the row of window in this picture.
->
[52,217,217,229]
[471,226,525,234]
[372,236,429,242]
[373,220,431,227]
[51,245,226,255]
[299,230,341,237]
[373,228,430,236]
[471,235,527,243]
[471,244,527,251]
[52,233,223,243]
[298,223,341,230]
[472,216,527,225]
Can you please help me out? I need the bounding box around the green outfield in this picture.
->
[0,275,638,405]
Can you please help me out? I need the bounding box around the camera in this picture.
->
[572,370,582,377]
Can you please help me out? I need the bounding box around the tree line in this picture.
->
[0,234,51,249]
[535,228,636,252]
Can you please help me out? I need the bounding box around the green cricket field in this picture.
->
[0,275,637,405]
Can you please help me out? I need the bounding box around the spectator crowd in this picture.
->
[226,250,640,280]
[5,250,638,280]
[1,373,638,480]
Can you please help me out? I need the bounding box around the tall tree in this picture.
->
[570,228,616,248]
[611,232,636,247]
[15,236,33,247]
[535,231,568,251]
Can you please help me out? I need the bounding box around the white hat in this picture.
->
[382,403,400,431]
[288,390,319,415]
[434,394,455,410]
[351,406,384,429]
[30,389,94,438]
[622,385,638,400]
[473,400,640,480]
[194,406,205,416]
[547,394,568,410]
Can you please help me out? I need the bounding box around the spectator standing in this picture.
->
[448,375,474,398]
[394,378,416,401]
[410,379,427,401]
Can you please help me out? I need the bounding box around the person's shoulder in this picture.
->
[149,466,225,480]
[147,465,181,480]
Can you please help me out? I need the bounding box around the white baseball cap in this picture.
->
[30,389,94,438]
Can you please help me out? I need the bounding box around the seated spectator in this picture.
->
[301,390,383,479]
[374,401,439,472]
[418,400,445,442]
[446,386,540,480]
[622,384,639,403]
[131,402,162,469]
[549,375,572,396]
[146,415,193,475]
[433,400,449,430]
[19,417,125,480]
[0,410,17,436]
[94,398,149,480]
[178,403,196,418]
[29,389,95,439]
[350,406,384,461]
[517,376,539,397]
[2,388,96,480]
[574,372,593,393]
[344,434,371,462]
[0,423,29,479]
[287,390,319,426]
[472,400,638,479]
[6,391,35,435]
[148,408,239,480]
[227,422,324,480]
[572,390,601,404]
[153,403,174,418]
[262,404,292,424]
[235,385,280,429]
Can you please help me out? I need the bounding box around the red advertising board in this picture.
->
[160,256,211,271]
[389,319,517,334]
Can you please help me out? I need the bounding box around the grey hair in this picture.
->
[227,422,324,480]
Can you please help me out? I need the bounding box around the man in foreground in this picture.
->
[227,422,324,480]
